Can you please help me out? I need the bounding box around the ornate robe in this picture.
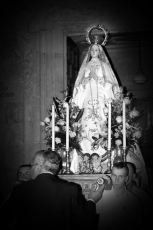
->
[70,59,119,173]
[73,59,118,155]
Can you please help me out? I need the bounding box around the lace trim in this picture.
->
[74,61,119,93]
[82,64,105,86]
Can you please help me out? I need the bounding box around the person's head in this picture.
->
[90,44,101,58]
[91,153,99,160]
[17,165,31,182]
[111,162,129,190]
[30,149,62,179]
[84,153,91,161]
[126,162,137,188]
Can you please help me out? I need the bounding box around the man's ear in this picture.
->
[125,176,129,183]
[36,165,41,174]
[133,174,136,180]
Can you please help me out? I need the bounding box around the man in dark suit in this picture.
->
[1,149,105,230]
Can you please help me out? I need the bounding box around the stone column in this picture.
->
[24,22,67,162]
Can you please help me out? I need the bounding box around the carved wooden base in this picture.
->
[59,174,110,199]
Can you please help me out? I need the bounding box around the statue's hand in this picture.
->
[106,98,113,104]
[84,68,90,78]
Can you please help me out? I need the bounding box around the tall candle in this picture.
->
[52,104,55,151]
[123,100,126,148]
[108,102,111,149]
[66,103,69,151]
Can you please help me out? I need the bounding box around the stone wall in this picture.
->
[0,3,66,197]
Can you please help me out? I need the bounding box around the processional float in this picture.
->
[40,24,145,194]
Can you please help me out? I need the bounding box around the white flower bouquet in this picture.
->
[91,87,144,151]
[40,97,83,152]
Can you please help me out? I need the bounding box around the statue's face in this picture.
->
[84,156,89,161]
[92,155,98,160]
[91,44,100,58]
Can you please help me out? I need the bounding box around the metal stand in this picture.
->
[123,147,126,161]
[65,150,71,174]
[106,148,111,173]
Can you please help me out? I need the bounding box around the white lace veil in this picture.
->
[73,44,119,91]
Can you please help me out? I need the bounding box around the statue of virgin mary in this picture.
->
[70,25,120,173]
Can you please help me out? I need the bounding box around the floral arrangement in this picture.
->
[40,87,144,174]
[40,97,83,153]
[40,87,143,165]
[91,86,144,152]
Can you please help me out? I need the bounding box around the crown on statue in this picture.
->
[86,24,109,46]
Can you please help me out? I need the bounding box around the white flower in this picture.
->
[114,132,119,138]
[100,129,107,137]
[69,131,76,138]
[63,102,68,108]
[72,114,77,119]
[103,107,108,115]
[115,139,122,146]
[124,97,130,105]
[40,121,45,126]
[55,126,60,132]
[44,117,50,123]
[132,130,142,138]
[129,108,139,118]
[55,137,61,144]
[116,116,122,123]
[126,123,131,129]
[81,130,87,138]
[118,125,122,130]
[57,119,65,126]
[72,122,79,127]
[94,133,100,139]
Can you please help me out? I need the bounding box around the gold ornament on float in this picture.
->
[86,24,109,46]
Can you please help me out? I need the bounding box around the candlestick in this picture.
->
[123,100,126,148]
[106,101,112,173]
[52,104,55,151]
[65,103,70,174]
[108,101,111,150]
[66,103,69,151]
